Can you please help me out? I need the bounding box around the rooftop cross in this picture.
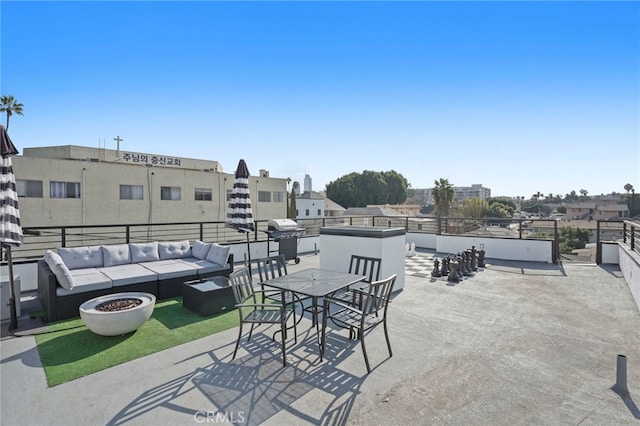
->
[113,135,123,157]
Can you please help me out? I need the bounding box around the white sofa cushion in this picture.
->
[139,259,199,280]
[57,246,104,270]
[205,243,231,266]
[191,240,212,260]
[56,268,112,296]
[98,264,158,287]
[102,244,131,267]
[130,242,160,263]
[176,257,230,275]
[158,240,192,260]
[44,250,75,290]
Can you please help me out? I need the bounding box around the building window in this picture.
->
[120,185,144,200]
[273,191,285,203]
[317,209,321,216]
[258,191,271,202]
[161,186,181,201]
[16,180,43,197]
[50,181,80,198]
[305,209,310,216]
[226,189,232,201]
[195,188,212,201]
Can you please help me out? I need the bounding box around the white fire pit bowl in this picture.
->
[79,292,156,336]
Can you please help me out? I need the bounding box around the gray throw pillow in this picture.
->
[102,244,131,267]
[205,243,231,266]
[191,240,212,260]
[44,250,75,290]
[57,246,104,270]
[130,242,160,263]
[158,240,192,260]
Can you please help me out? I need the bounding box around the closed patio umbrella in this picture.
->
[0,124,23,331]
[227,159,255,264]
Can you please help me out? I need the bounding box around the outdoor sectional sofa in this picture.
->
[37,240,234,322]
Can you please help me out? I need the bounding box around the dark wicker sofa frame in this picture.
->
[37,254,234,322]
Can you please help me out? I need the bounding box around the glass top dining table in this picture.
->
[261,268,366,346]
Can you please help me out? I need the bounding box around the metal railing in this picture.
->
[2,215,568,265]
[623,219,640,256]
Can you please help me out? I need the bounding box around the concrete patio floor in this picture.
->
[1,251,639,425]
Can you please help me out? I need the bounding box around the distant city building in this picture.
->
[564,202,629,221]
[304,174,312,193]
[295,191,325,219]
[414,183,491,205]
[13,145,288,227]
[367,204,422,216]
[453,184,491,202]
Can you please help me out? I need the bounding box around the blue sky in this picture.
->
[1,1,638,198]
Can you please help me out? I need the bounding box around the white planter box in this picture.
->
[319,227,406,291]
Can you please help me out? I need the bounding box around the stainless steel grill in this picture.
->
[264,219,305,264]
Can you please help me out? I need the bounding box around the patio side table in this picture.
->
[182,276,235,317]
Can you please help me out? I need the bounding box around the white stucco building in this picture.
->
[13,145,288,227]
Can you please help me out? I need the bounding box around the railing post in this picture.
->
[61,227,66,247]
[126,226,130,244]
[596,220,602,265]
[199,223,204,241]
[519,219,523,239]
[405,216,409,232]
[631,224,635,252]
[553,220,558,263]
[623,222,627,244]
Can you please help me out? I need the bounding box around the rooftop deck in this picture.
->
[2,251,639,425]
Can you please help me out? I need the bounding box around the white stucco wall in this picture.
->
[406,232,436,250]
[618,244,640,313]
[601,242,619,264]
[436,235,553,263]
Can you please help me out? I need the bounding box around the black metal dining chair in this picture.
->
[229,266,297,367]
[321,274,396,373]
[253,254,308,312]
[330,254,382,307]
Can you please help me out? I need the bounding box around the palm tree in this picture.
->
[432,178,454,218]
[579,189,588,198]
[0,95,24,130]
[624,183,633,194]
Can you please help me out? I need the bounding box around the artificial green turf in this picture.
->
[34,297,239,387]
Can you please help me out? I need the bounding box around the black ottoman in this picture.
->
[182,276,236,317]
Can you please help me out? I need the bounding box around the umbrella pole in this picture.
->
[7,246,18,331]
[245,232,251,266]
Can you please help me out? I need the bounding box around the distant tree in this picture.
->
[287,188,297,219]
[0,95,24,130]
[382,170,409,204]
[558,226,591,254]
[325,170,408,208]
[624,183,633,194]
[488,197,516,215]
[457,198,488,218]
[432,178,454,217]
[565,190,579,202]
[487,202,512,219]
[557,205,566,214]
[579,189,589,198]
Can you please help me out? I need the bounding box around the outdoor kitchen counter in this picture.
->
[319,226,406,291]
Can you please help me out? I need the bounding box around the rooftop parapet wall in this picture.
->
[23,145,223,172]
[618,243,640,313]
